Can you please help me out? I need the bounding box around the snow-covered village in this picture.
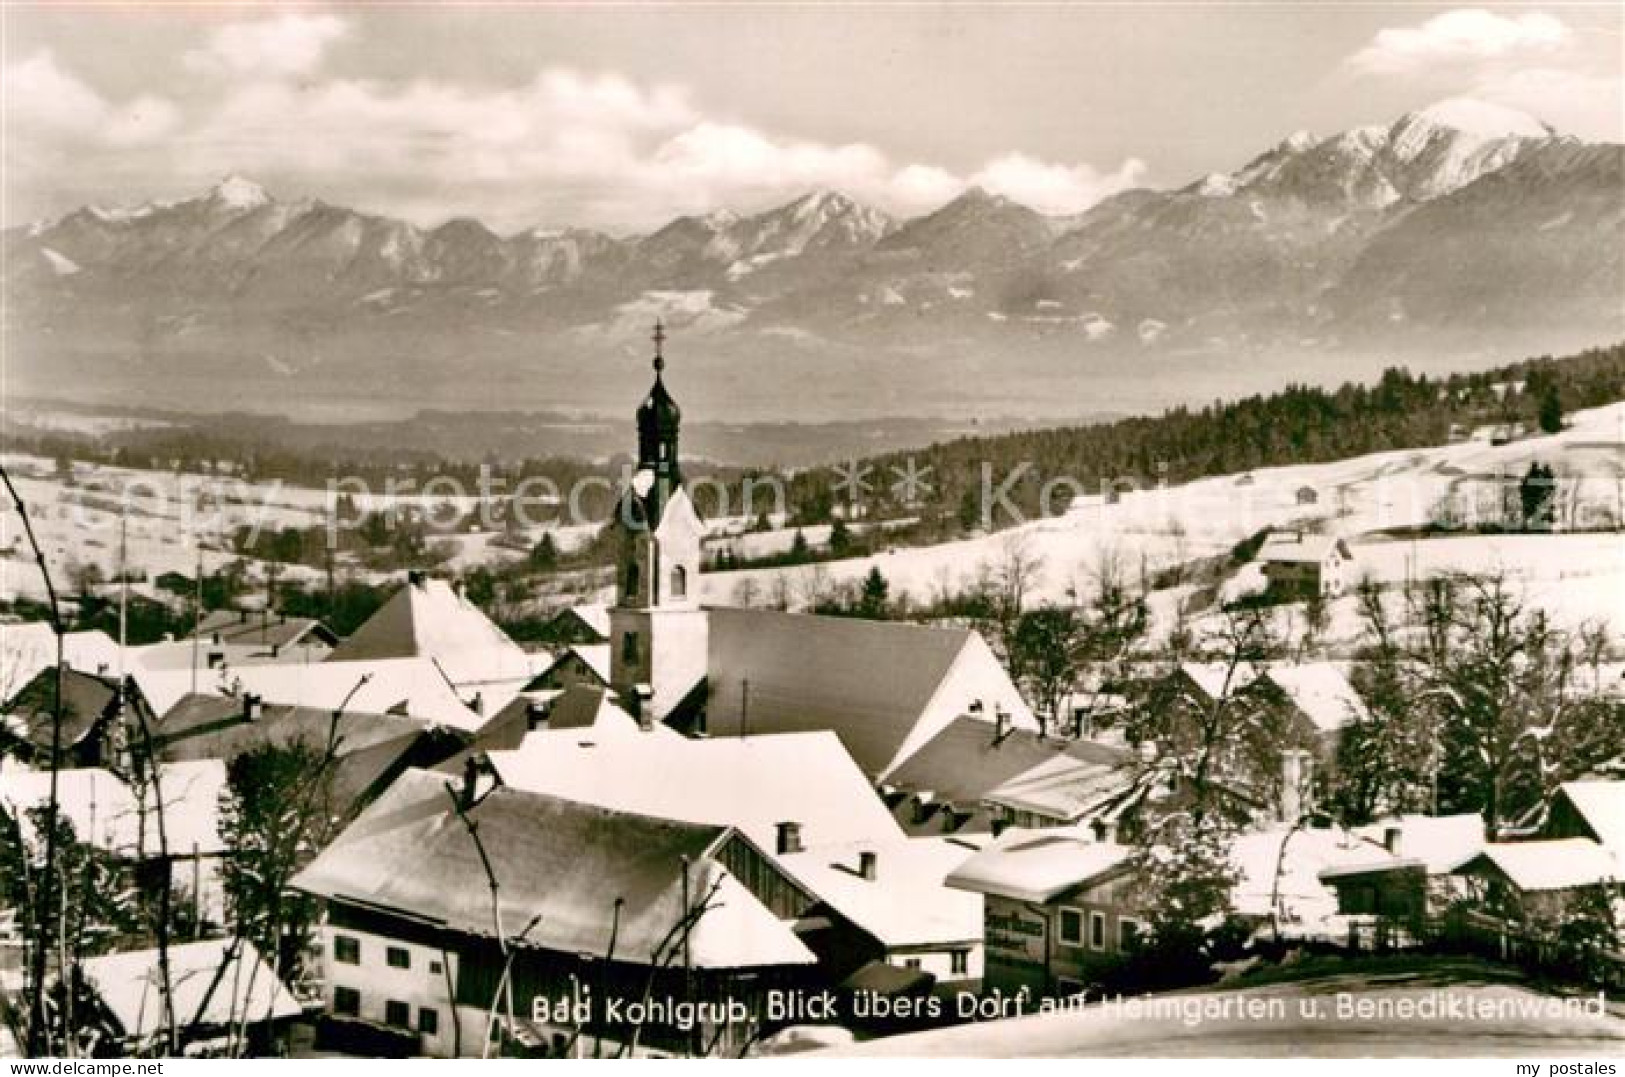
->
[2,3,1623,1064]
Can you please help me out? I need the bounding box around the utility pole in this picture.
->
[190,541,203,696]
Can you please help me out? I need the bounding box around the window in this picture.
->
[670,565,687,599]
[624,561,640,600]
[951,950,969,976]
[621,631,640,663]
[333,935,360,965]
[386,946,410,970]
[385,1000,411,1029]
[429,960,443,976]
[1090,911,1107,950]
[333,987,360,1016]
[902,958,922,970]
[1120,917,1143,950]
[1058,908,1084,947]
[418,1007,439,1036]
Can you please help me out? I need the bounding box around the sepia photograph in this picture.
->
[0,0,1622,1063]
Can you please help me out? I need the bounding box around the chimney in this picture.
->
[243,693,264,722]
[1384,825,1403,857]
[460,756,499,811]
[408,569,427,589]
[526,699,551,730]
[468,691,484,717]
[858,850,878,881]
[993,704,1011,743]
[775,821,803,855]
[1280,749,1310,822]
[634,685,654,731]
[239,608,250,623]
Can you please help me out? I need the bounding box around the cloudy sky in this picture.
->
[3,4,1619,232]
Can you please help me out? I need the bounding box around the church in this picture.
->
[604,323,1038,779]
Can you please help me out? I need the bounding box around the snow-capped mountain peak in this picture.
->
[208,175,272,210]
[1405,97,1551,141]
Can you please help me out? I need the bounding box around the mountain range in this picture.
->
[4,97,1621,421]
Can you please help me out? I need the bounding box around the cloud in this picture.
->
[2,50,177,146]
[970,153,1148,216]
[3,44,1146,231]
[183,13,349,78]
[1347,8,1572,75]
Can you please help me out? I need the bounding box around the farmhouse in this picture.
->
[292,768,817,1058]
[1254,530,1352,599]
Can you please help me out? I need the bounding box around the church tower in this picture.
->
[608,321,708,725]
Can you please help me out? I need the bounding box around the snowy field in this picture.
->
[701,402,1625,642]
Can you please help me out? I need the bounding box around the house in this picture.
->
[152,692,453,818]
[705,609,1038,779]
[291,768,818,1058]
[485,728,901,853]
[1452,839,1621,924]
[73,939,301,1056]
[189,609,338,665]
[1,758,229,924]
[1313,815,1486,940]
[540,603,610,645]
[1255,530,1352,599]
[881,714,1130,837]
[980,750,1139,836]
[1252,663,1369,761]
[325,573,545,702]
[1241,819,1481,943]
[525,644,610,693]
[0,667,156,769]
[946,827,1142,998]
[778,836,986,995]
[1295,486,1318,505]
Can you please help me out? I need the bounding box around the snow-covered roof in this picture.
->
[292,769,814,969]
[562,603,611,639]
[487,729,902,852]
[1179,662,1262,702]
[1257,530,1346,565]
[326,575,542,690]
[945,826,1132,903]
[1463,839,1620,892]
[706,608,1037,779]
[1556,781,1625,852]
[981,751,1134,823]
[1351,814,1485,875]
[1,759,226,857]
[1231,827,1397,931]
[1262,663,1370,732]
[134,656,485,733]
[0,623,121,693]
[778,836,984,949]
[81,938,300,1040]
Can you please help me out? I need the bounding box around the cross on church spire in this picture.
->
[652,319,666,373]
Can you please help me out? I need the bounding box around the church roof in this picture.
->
[705,608,1035,778]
